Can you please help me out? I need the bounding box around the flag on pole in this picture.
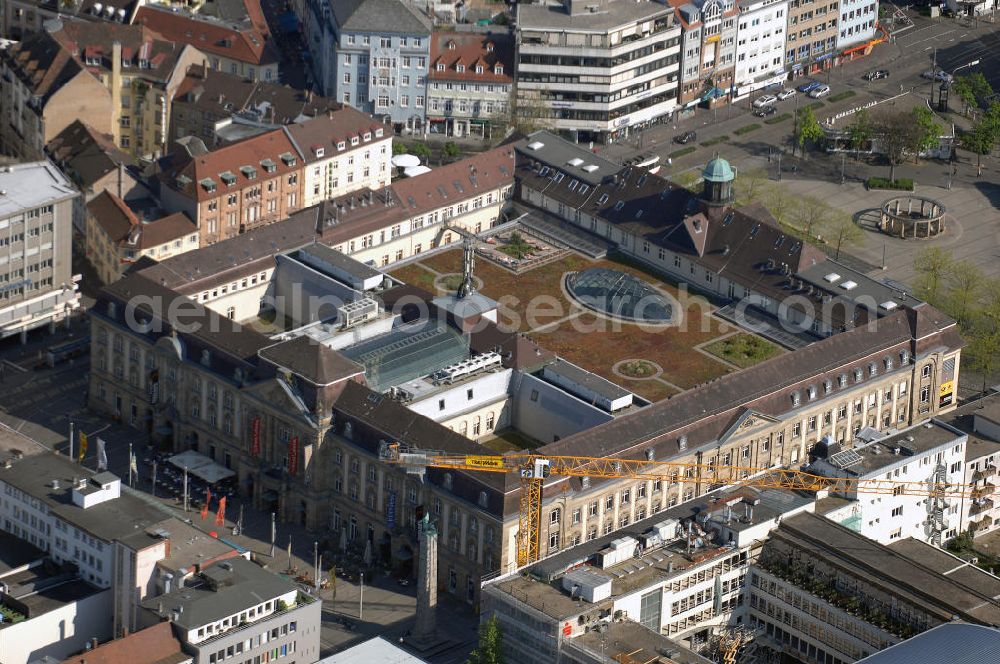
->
[215,496,227,526]
[201,487,212,521]
[96,438,108,471]
[77,431,88,463]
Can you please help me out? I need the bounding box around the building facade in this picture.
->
[515,0,682,144]
[836,0,877,48]
[282,109,393,208]
[0,28,114,160]
[0,160,80,340]
[305,0,431,132]
[160,129,305,244]
[427,32,513,139]
[733,0,789,96]
[785,0,840,77]
[669,0,739,107]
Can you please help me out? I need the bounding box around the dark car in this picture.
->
[674,131,697,144]
[753,105,777,118]
[797,80,821,93]
[864,69,890,81]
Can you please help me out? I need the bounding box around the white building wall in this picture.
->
[0,587,113,664]
[300,135,393,208]
[734,0,789,96]
[836,0,877,48]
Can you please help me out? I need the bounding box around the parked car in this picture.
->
[921,69,953,83]
[674,131,697,144]
[797,80,822,93]
[808,84,831,98]
[864,69,890,81]
[754,105,778,118]
[634,153,661,169]
[753,94,778,108]
[776,88,797,100]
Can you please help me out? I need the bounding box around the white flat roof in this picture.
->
[316,637,429,664]
[0,161,77,218]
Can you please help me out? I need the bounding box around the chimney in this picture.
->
[328,109,333,119]
[91,638,98,650]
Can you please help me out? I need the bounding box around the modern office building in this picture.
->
[139,558,322,664]
[748,512,1000,663]
[515,0,682,144]
[0,160,80,340]
[304,0,432,132]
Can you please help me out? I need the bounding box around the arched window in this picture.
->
[485,411,495,430]
[459,420,468,436]
[472,416,481,436]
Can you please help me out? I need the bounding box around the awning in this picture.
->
[815,53,836,62]
[168,450,236,483]
[469,119,489,125]
[404,165,432,177]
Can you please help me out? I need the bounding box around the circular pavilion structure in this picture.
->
[566,268,676,324]
[879,196,946,239]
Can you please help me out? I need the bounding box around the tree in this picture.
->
[794,106,824,158]
[793,195,832,240]
[765,185,795,228]
[912,246,953,305]
[443,141,462,159]
[468,616,505,664]
[828,212,863,260]
[873,111,919,182]
[911,107,942,161]
[962,117,997,177]
[952,76,979,116]
[965,325,1000,396]
[946,260,984,324]
[734,167,771,206]
[847,108,873,159]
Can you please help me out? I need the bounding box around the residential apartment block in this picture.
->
[160,129,304,244]
[516,0,682,144]
[785,0,840,75]
[0,160,79,340]
[836,0,877,49]
[0,27,114,160]
[734,0,789,96]
[139,558,322,664]
[305,0,432,131]
[427,32,513,140]
[669,0,739,106]
[85,190,198,285]
[282,108,392,208]
[41,17,206,159]
[133,5,280,83]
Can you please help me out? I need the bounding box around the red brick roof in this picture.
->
[88,191,197,250]
[283,107,388,164]
[165,128,301,202]
[429,32,513,84]
[61,622,189,664]
[134,5,279,66]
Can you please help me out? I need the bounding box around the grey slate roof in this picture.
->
[259,336,365,386]
[332,0,431,35]
[855,623,1000,663]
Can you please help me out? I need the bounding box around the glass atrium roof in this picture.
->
[566,268,673,323]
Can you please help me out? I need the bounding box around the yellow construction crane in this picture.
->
[379,443,992,567]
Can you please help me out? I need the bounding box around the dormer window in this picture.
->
[791,391,801,406]
[240,165,257,180]
[280,152,297,166]
[337,141,346,151]
[868,362,877,377]
[456,64,465,72]
[261,158,277,173]
[313,146,325,158]
[200,178,216,193]
[220,171,237,186]
[375,128,384,138]
[494,65,503,75]
[486,41,495,52]
[823,379,832,394]
[447,40,456,49]
[436,63,446,71]
[807,385,816,400]
[854,368,863,382]
[884,356,893,371]
[351,136,359,146]
[839,374,847,387]
[474,65,481,74]
[900,349,910,364]
[363,132,371,141]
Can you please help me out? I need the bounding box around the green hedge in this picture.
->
[867,177,914,191]
[734,123,762,136]
[701,135,730,147]
[764,113,792,125]
[827,90,857,103]
[808,101,826,111]
[669,146,697,158]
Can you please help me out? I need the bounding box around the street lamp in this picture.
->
[952,59,982,78]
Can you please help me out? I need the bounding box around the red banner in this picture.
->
[201,487,212,521]
[251,417,261,457]
[215,496,227,526]
[288,436,299,476]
